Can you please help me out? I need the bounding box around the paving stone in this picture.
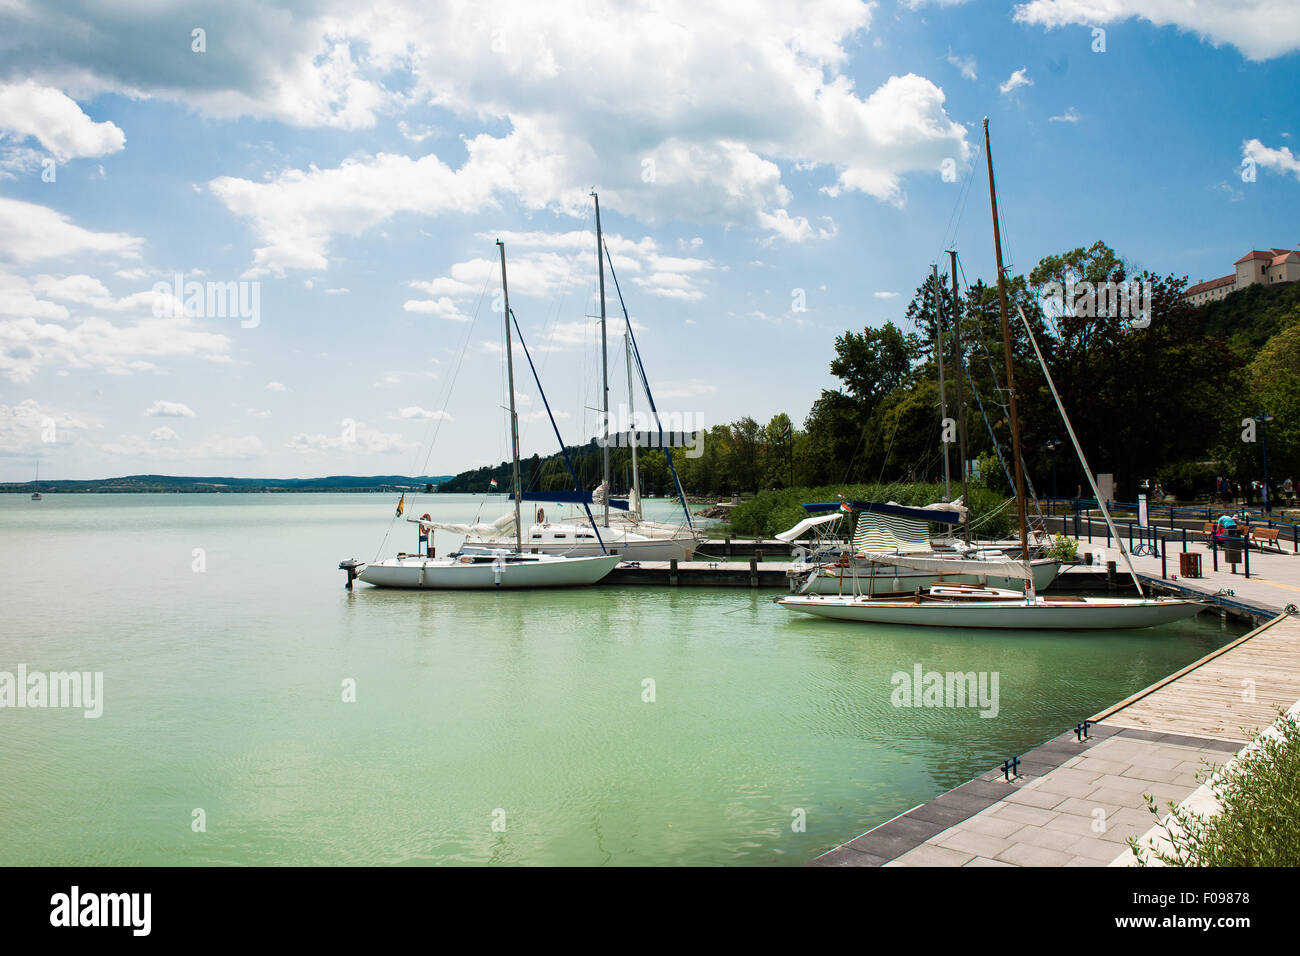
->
[1053,796,1127,818]
[1010,825,1082,852]
[1003,786,1068,809]
[963,856,1015,867]
[959,814,1026,839]
[987,803,1057,826]
[935,827,1014,858]
[1067,835,1129,863]
[995,842,1075,867]
[884,844,975,867]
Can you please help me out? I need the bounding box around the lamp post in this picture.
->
[1256,412,1275,514]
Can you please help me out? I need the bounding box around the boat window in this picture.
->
[554,534,566,539]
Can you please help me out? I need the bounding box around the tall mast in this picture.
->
[933,262,950,501]
[949,249,970,543]
[593,190,610,528]
[625,324,641,515]
[983,117,1030,560]
[497,239,523,553]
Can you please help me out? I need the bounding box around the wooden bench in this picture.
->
[1249,526,1284,552]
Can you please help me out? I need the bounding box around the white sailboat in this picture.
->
[31,460,41,500]
[353,240,620,590]
[781,501,1061,595]
[461,190,699,562]
[778,119,1201,631]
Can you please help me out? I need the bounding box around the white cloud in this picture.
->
[1243,139,1300,182]
[149,425,179,442]
[177,2,969,272]
[1014,0,1300,62]
[0,311,231,382]
[873,291,900,299]
[1050,107,1081,123]
[0,399,90,454]
[0,82,126,164]
[286,423,416,454]
[266,381,289,392]
[945,48,977,81]
[655,379,719,400]
[145,401,196,418]
[402,295,470,322]
[999,68,1033,95]
[0,198,143,265]
[396,406,452,421]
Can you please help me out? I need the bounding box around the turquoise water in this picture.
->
[0,493,1243,865]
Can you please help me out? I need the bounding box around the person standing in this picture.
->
[1285,476,1294,508]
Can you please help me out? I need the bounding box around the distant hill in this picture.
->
[1191,280,1300,355]
[1,474,455,494]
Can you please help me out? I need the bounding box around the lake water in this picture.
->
[0,493,1243,865]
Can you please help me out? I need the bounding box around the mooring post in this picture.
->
[1106,560,1116,590]
[1244,535,1251,579]
[749,557,758,588]
[1182,527,1187,553]
[1161,536,1167,579]
[669,558,679,587]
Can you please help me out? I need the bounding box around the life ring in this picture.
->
[420,513,432,534]
[537,507,545,524]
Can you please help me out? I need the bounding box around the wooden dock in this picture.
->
[809,608,1300,867]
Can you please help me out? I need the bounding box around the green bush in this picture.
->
[727,482,1013,540]
[1127,710,1300,866]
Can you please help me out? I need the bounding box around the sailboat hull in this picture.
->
[778,593,1203,630]
[357,553,620,589]
[464,524,694,562]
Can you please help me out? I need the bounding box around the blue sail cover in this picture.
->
[802,500,963,525]
[511,490,630,511]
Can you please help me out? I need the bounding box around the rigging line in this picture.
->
[938,140,981,261]
[374,261,495,564]
[604,238,695,530]
[415,264,493,479]
[509,307,608,553]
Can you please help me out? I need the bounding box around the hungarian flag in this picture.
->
[839,496,852,514]
[780,420,791,440]
[489,478,499,489]
[395,493,405,516]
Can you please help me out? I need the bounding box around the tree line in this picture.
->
[441,242,1300,505]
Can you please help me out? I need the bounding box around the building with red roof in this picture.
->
[1181,244,1300,306]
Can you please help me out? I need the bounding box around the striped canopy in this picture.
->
[851,510,933,554]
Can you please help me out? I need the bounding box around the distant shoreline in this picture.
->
[2,475,454,495]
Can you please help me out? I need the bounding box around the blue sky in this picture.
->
[1,0,1298,480]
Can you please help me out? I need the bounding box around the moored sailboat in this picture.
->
[352,240,620,590]
[778,119,1201,630]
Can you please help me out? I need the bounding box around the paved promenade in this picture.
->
[811,612,1300,867]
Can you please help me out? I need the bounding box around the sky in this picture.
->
[1,0,1298,481]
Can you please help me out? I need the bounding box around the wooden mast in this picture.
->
[948,249,970,543]
[983,117,1030,560]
